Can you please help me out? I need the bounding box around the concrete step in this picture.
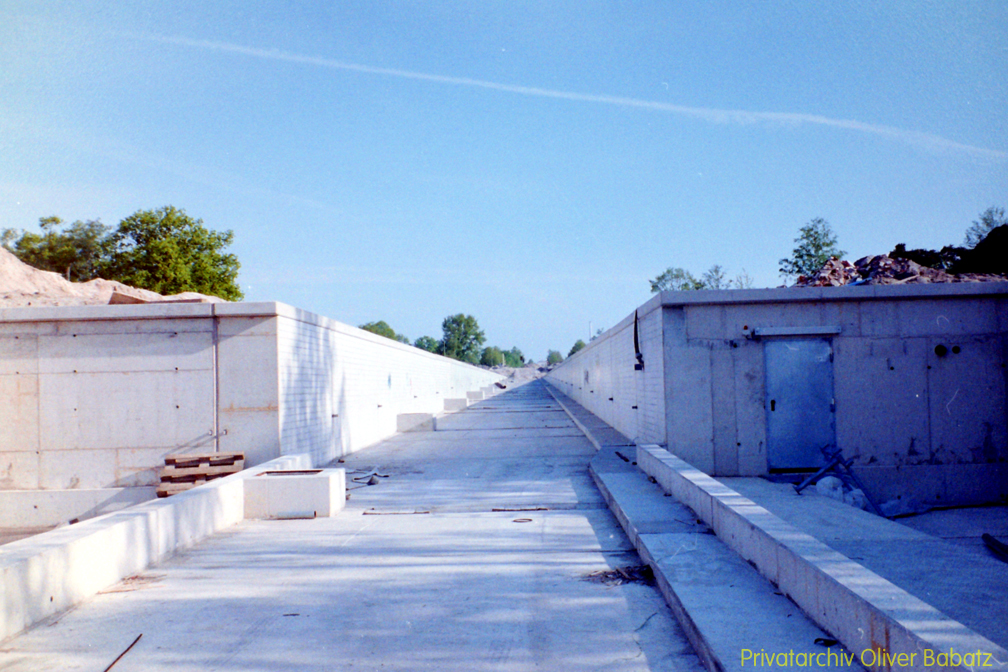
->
[591,448,858,672]
[637,444,1008,672]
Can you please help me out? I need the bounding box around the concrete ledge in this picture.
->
[444,398,468,411]
[244,468,345,519]
[590,448,851,672]
[466,390,484,402]
[637,445,1008,672]
[397,413,436,432]
[0,453,312,642]
[0,487,157,527]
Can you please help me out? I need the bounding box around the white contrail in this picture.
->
[136,34,1005,161]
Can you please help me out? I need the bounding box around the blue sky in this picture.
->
[2,1,1006,359]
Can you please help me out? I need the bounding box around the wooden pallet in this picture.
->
[156,452,245,497]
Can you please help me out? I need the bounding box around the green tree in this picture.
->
[439,314,485,364]
[2,216,111,281]
[568,339,587,357]
[546,350,563,365]
[650,264,751,293]
[360,320,409,343]
[650,267,704,292]
[965,206,1007,249]
[504,347,525,367]
[779,218,845,280]
[413,335,440,352]
[103,206,243,300]
[480,346,505,366]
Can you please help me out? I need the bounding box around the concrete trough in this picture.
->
[396,412,437,432]
[243,468,345,519]
[444,398,468,411]
[636,444,1008,672]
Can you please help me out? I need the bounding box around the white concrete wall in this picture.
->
[0,302,502,491]
[0,304,218,490]
[548,283,1008,505]
[272,304,503,466]
[546,295,666,445]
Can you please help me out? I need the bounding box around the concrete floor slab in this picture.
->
[1,381,705,671]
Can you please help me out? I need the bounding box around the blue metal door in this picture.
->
[764,339,835,470]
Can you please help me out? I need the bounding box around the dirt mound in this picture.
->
[488,362,550,385]
[0,247,226,307]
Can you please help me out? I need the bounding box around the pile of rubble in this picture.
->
[794,223,1008,288]
[793,254,1007,288]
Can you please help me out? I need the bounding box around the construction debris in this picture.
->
[793,254,1007,287]
[156,452,245,497]
[582,565,656,587]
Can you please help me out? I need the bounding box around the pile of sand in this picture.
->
[489,361,551,385]
[0,246,225,307]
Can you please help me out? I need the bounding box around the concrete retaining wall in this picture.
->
[547,283,1008,505]
[546,298,666,445]
[0,302,501,490]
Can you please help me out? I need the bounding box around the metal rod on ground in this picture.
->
[793,450,843,495]
[794,447,887,518]
[103,633,142,672]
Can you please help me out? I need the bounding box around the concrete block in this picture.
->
[466,390,484,402]
[664,345,715,473]
[684,305,725,340]
[40,449,118,490]
[243,468,345,519]
[0,451,40,490]
[397,413,436,432]
[0,375,38,451]
[444,398,468,411]
[217,315,277,338]
[0,334,38,375]
[37,331,213,374]
[218,408,281,466]
[897,298,999,338]
[0,487,156,527]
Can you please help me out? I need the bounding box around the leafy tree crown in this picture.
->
[965,207,1007,249]
[439,314,485,364]
[360,320,408,343]
[778,218,845,280]
[104,206,242,300]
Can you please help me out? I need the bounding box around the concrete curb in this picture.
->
[637,445,1008,672]
[0,453,312,643]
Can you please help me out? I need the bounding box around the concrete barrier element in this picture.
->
[481,385,495,397]
[0,487,157,527]
[244,468,345,519]
[444,398,468,411]
[0,453,312,642]
[466,390,484,402]
[396,413,436,432]
[636,445,1008,672]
